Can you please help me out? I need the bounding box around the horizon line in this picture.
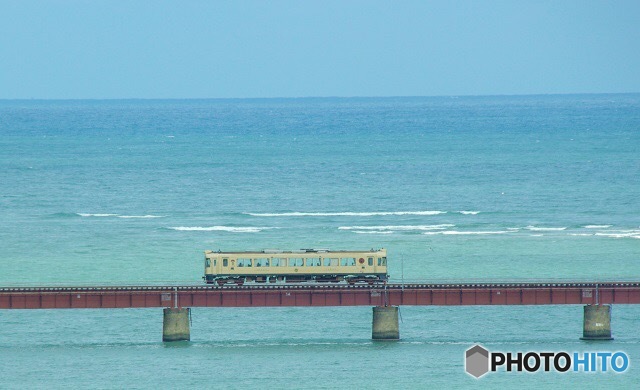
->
[1,92,639,102]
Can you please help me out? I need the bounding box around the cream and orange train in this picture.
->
[204,248,388,285]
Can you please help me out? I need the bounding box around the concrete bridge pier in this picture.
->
[372,306,399,340]
[163,308,191,342]
[581,304,613,340]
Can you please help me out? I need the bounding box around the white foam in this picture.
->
[118,215,164,219]
[77,213,119,217]
[351,230,394,234]
[423,230,510,235]
[244,211,447,217]
[595,231,640,239]
[584,225,612,229]
[169,226,275,233]
[339,224,454,231]
[458,211,480,215]
[77,213,164,218]
[526,226,567,231]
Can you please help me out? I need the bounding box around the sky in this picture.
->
[1,0,639,99]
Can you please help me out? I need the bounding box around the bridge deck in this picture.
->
[2,282,639,309]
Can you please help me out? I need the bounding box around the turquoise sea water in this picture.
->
[1,95,639,388]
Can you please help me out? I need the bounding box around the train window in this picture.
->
[306,258,321,266]
[237,258,252,267]
[271,258,281,266]
[255,258,268,267]
[323,258,330,266]
[382,257,387,265]
[377,258,382,266]
[205,259,211,267]
[223,258,228,267]
[340,258,356,266]
[214,259,217,266]
[368,257,373,266]
[290,258,303,267]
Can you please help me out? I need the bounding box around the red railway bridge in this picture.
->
[2,281,639,341]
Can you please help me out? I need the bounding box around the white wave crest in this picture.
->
[423,230,510,235]
[339,224,454,231]
[77,213,119,217]
[351,230,394,234]
[458,211,480,215]
[595,231,640,239]
[526,226,567,231]
[77,213,164,219]
[244,211,446,217]
[118,215,164,219]
[169,226,275,233]
[583,225,612,229]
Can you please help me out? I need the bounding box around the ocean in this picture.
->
[0,94,639,388]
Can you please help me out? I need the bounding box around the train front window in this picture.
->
[205,259,211,267]
[382,257,387,265]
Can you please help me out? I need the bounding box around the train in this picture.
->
[204,248,388,285]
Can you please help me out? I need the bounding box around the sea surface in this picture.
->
[1,95,639,388]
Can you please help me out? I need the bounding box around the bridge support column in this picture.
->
[163,308,190,342]
[372,306,399,340]
[581,304,613,340]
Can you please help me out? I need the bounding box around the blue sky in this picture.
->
[1,1,639,99]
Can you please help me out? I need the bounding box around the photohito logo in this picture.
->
[465,344,629,378]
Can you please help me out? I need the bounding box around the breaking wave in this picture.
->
[423,230,510,235]
[77,213,164,218]
[594,231,640,239]
[168,226,276,233]
[350,230,394,234]
[118,215,164,219]
[77,213,119,217]
[525,226,567,231]
[244,211,447,217]
[339,224,454,231]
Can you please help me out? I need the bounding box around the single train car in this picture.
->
[204,248,388,285]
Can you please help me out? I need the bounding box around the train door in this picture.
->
[222,258,229,274]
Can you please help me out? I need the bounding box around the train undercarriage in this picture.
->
[205,274,387,286]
